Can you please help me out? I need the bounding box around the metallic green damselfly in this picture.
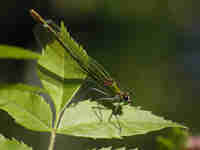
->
[30,9,133,105]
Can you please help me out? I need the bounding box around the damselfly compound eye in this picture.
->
[123,95,130,101]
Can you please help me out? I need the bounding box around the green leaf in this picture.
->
[37,21,88,79]
[35,21,87,116]
[156,128,188,150]
[57,100,186,139]
[0,134,32,150]
[38,67,83,117]
[0,84,52,132]
[157,136,175,150]
[0,45,41,59]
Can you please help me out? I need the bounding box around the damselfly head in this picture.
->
[122,92,131,103]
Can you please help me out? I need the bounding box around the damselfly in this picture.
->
[30,9,134,106]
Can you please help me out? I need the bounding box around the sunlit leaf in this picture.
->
[0,84,52,132]
[35,21,87,116]
[37,67,83,118]
[0,45,40,59]
[0,134,32,150]
[36,21,88,79]
[57,100,186,139]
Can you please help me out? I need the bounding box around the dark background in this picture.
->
[0,0,199,149]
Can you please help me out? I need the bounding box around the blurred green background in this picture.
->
[0,0,198,149]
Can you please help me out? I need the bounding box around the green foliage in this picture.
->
[0,134,32,150]
[57,100,184,138]
[37,21,185,138]
[0,17,187,149]
[0,45,41,59]
[0,21,186,138]
[156,128,188,150]
[0,84,52,132]
[37,67,82,119]
[37,21,88,79]
[37,21,87,118]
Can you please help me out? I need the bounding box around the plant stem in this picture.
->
[48,128,56,150]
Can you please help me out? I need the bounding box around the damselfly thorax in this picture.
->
[103,79,131,103]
